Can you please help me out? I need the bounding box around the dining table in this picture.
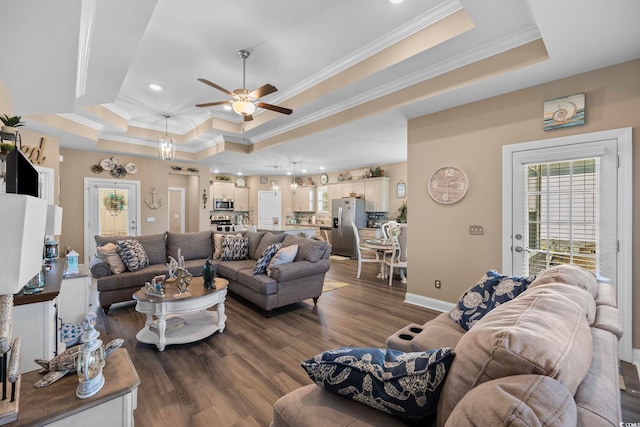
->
[363,238,394,279]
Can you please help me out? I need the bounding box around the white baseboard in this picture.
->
[404,292,455,313]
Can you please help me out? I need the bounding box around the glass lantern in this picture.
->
[76,321,105,399]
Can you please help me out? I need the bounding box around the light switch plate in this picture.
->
[469,225,484,235]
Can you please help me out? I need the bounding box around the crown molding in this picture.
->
[57,113,103,131]
[75,0,97,98]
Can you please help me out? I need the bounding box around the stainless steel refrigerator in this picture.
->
[332,198,367,258]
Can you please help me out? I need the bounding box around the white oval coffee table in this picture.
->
[133,276,228,351]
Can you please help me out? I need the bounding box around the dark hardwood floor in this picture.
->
[95,258,640,426]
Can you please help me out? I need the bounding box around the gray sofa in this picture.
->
[271,264,622,426]
[90,230,331,317]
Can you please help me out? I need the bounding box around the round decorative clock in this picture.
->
[428,166,468,204]
[236,178,246,187]
[320,173,329,185]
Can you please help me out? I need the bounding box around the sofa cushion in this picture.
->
[253,243,283,275]
[272,384,409,427]
[95,233,167,265]
[267,244,299,277]
[166,231,212,261]
[237,269,278,295]
[255,232,286,259]
[116,239,149,272]
[444,375,577,427]
[448,270,532,330]
[96,243,126,274]
[216,259,255,282]
[221,234,249,261]
[301,347,454,421]
[437,285,593,424]
[283,234,327,262]
[245,231,266,259]
[529,263,598,297]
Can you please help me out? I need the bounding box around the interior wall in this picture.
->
[407,59,640,346]
[59,148,211,261]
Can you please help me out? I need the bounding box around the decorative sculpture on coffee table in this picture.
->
[76,314,105,399]
[203,257,216,290]
[174,267,192,298]
[165,249,185,283]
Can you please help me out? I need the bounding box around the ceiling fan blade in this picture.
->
[250,84,277,99]
[197,78,233,96]
[243,114,254,122]
[195,100,232,108]
[257,102,293,115]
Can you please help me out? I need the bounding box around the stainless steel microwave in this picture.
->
[214,199,234,210]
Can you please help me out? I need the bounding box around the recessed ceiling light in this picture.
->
[302,169,307,173]
[319,166,325,170]
[149,83,162,91]
[286,172,292,176]
[389,0,403,3]
[213,169,220,173]
[223,105,232,111]
[237,172,243,176]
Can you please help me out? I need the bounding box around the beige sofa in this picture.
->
[90,230,331,317]
[271,264,622,426]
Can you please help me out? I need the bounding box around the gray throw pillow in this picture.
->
[116,239,149,272]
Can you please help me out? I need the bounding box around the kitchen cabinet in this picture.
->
[327,184,340,213]
[212,181,234,200]
[364,177,390,212]
[340,181,365,198]
[293,186,316,212]
[233,186,249,211]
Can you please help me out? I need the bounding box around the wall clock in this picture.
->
[428,166,468,204]
[320,174,329,185]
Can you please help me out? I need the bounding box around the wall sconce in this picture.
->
[202,189,208,209]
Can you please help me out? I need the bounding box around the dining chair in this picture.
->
[383,224,407,286]
[381,221,399,240]
[351,222,380,279]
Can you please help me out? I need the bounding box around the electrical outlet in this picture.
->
[469,225,484,235]
[435,279,441,289]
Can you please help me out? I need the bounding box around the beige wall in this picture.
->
[59,149,211,262]
[407,59,640,346]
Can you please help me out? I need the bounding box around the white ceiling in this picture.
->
[1,0,639,177]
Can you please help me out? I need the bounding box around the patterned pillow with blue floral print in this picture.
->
[449,270,533,330]
[252,243,283,275]
[301,347,454,420]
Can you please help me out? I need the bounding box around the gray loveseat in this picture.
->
[271,264,622,426]
[90,230,331,317]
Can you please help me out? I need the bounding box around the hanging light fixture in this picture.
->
[290,162,298,193]
[272,166,279,194]
[158,115,176,161]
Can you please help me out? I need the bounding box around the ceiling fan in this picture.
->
[196,49,293,122]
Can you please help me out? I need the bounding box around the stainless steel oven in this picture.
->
[214,199,234,210]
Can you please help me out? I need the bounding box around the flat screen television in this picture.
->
[5,147,39,198]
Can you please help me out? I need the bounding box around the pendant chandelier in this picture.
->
[290,162,298,193]
[158,115,176,161]
[272,166,279,194]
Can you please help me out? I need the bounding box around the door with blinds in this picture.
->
[503,128,632,361]
[84,178,140,264]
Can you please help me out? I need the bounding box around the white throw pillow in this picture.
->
[267,244,299,277]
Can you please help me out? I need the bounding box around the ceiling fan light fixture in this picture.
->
[232,99,256,116]
[157,115,176,161]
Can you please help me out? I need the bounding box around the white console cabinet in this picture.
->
[13,296,60,373]
[58,266,91,324]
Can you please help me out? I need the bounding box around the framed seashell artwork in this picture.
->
[543,93,585,130]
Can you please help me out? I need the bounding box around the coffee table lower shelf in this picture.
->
[136,310,225,349]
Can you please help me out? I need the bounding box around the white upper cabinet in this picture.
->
[292,186,316,212]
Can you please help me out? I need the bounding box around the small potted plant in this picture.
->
[0,142,15,154]
[0,114,25,133]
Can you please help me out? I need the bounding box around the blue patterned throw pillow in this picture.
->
[301,347,454,420]
[252,243,283,275]
[116,239,149,272]
[221,234,249,261]
[449,270,533,330]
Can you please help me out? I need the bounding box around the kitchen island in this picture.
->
[257,226,318,238]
